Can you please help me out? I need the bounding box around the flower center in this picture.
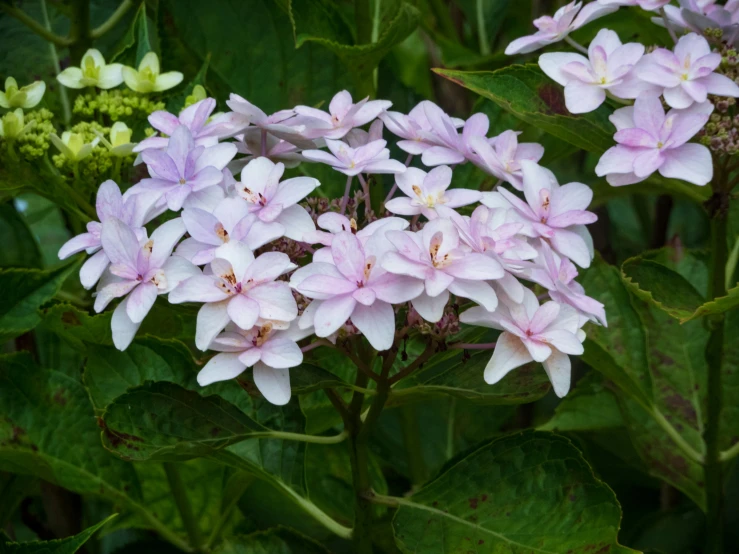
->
[179,178,186,185]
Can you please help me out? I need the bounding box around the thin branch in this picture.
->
[388,342,437,385]
[301,338,335,353]
[40,0,70,125]
[448,341,496,350]
[660,7,679,44]
[564,35,588,55]
[91,0,136,39]
[0,4,72,46]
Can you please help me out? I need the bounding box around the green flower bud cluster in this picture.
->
[15,109,54,160]
[73,89,165,122]
[52,120,135,186]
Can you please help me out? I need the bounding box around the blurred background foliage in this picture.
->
[1,1,738,553]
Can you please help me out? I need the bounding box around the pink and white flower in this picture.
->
[133,125,236,211]
[419,103,489,166]
[197,322,304,405]
[294,90,391,140]
[382,219,504,322]
[291,231,423,350]
[470,131,545,190]
[460,289,585,397]
[59,180,146,289]
[96,217,197,350]
[505,1,618,55]
[177,197,283,265]
[488,161,597,268]
[169,242,298,351]
[302,139,406,176]
[538,28,652,113]
[597,0,670,11]
[595,96,713,186]
[236,157,319,241]
[379,101,464,156]
[385,166,481,218]
[634,33,739,109]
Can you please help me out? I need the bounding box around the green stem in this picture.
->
[704,209,728,553]
[163,462,204,552]
[68,0,91,65]
[248,429,348,444]
[428,0,458,41]
[476,0,490,55]
[91,0,136,38]
[651,407,704,464]
[347,368,374,554]
[564,35,588,55]
[355,0,372,45]
[400,404,426,487]
[112,156,123,184]
[40,0,71,126]
[0,4,72,46]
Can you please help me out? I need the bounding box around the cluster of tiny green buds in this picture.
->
[406,304,460,341]
[73,89,165,122]
[16,109,55,160]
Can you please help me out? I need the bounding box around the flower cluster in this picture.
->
[507,0,739,187]
[59,86,605,405]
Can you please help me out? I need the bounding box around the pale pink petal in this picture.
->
[702,73,739,98]
[253,363,291,405]
[538,52,588,86]
[250,281,299,321]
[483,332,533,384]
[227,294,260,330]
[313,294,357,337]
[412,290,449,322]
[447,279,498,311]
[197,353,245,386]
[351,301,395,351]
[659,143,713,186]
[111,297,141,351]
[126,281,158,323]
[564,81,606,113]
[370,273,424,303]
[80,250,110,289]
[274,204,316,242]
[542,349,571,397]
[259,338,303,369]
[195,301,231,350]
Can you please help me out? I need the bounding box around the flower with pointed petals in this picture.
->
[230,128,304,173]
[57,49,123,90]
[133,125,236,211]
[538,29,652,114]
[236,157,318,241]
[50,131,99,162]
[527,240,607,325]
[169,242,298,351]
[420,103,489,166]
[450,205,537,303]
[382,219,504,323]
[380,100,464,156]
[302,139,406,176]
[634,33,739,109]
[225,94,318,149]
[291,231,423,350]
[197,322,305,405]
[385,166,481,219]
[655,0,739,38]
[58,180,148,289]
[470,132,544,190]
[505,1,618,55]
[97,122,136,157]
[595,96,713,187]
[304,212,409,249]
[488,161,597,268]
[122,52,183,93]
[460,289,585,397]
[134,98,234,152]
[177,197,283,265]
[96,217,197,350]
[294,90,391,139]
[0,77,45,109]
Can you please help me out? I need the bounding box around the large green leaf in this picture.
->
[160,0,351,111]
[100,382,269,462]
[434,65,615,153]
[540,372,623,432]
[621,255,705,322]
[0,514,116,554]
[289,0,420,93]
[720,308,739,454]
[110,2,157,66]
[0,202,42,269]
[0,261,77,342]
[215,528,329,554]
[388,346,551,406]
[392,431,636,553]
[0,353,189,550]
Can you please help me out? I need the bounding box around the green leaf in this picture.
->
[289,363,352,394]
[681,284,739,322]
[0,202,42,269]
[0,514,116,554]
[720,308,739,453]
[110,2,157,65]
[160,0,351,113]
[540,372,623,432]
[434,64,615,153]
[0,353,190,550]
[392,431,636,553]
[580,256,652,404]
[388,350,551,406]
[0,260,77,343]
[289,0,420,93]
[215,528,329,554]
[621,255,705,322]
[304,442,387,527]
[100,382,269,462]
